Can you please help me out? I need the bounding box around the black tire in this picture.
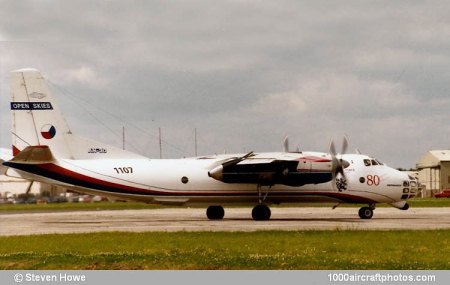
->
[358,207,373,219]
[252,204,271,221]
[206,205,224,220]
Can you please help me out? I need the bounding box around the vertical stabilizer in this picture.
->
[10,68,146,160]
[10,68,73,158]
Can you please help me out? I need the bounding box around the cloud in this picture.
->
[249,91,307,116]
[1,0,450,168]
[56,66,108,88]
[273,72,416,119]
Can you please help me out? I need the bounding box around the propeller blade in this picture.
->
[342,136,349,154]
[283,136,289,152]
[329,139,337,156]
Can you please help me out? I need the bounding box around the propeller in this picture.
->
[283,136,289,152]
[329,136,350,192]
[283,135,300,152]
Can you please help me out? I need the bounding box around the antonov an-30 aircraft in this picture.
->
[3,68,419,220]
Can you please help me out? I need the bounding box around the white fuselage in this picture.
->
[25,152,414,206]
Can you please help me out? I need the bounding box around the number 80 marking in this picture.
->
[366,175,380,186]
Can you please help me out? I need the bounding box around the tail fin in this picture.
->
[10,68,144,160]
[11,68,73,157]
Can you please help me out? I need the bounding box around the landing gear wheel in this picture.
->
[252,204,271,221]
[206,205,224,220]
[358,207,373,219]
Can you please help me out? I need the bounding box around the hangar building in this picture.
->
[416,150,450,198]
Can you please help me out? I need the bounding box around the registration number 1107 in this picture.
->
[113,167,133,174]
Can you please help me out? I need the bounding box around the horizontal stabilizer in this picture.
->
[8,145,55,164]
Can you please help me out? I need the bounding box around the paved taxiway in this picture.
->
[2,207,450,236]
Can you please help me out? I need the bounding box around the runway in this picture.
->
[1,207,450,236]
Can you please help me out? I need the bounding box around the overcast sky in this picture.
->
[1,0,450,168]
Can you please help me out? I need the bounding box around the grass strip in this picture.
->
[1,230,449,270]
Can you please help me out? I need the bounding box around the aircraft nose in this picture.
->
[390,169,422,210]
[400,174,420,200]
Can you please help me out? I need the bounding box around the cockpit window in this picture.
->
[364,158,384,166]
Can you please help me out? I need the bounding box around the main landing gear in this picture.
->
[358,205,375,219]
[206,205,224,220]
[205,204,272,221]
[207,185,273,221]
[252,204,271,221]
[251,184,272,221]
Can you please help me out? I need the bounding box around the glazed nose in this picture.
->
[401,178,420,200]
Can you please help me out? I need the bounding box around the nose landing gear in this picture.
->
[400,203,409,211]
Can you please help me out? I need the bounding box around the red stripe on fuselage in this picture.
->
[19,163,376,203]
[38,163,161,195]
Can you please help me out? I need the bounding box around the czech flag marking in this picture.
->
[41,124,56,139]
